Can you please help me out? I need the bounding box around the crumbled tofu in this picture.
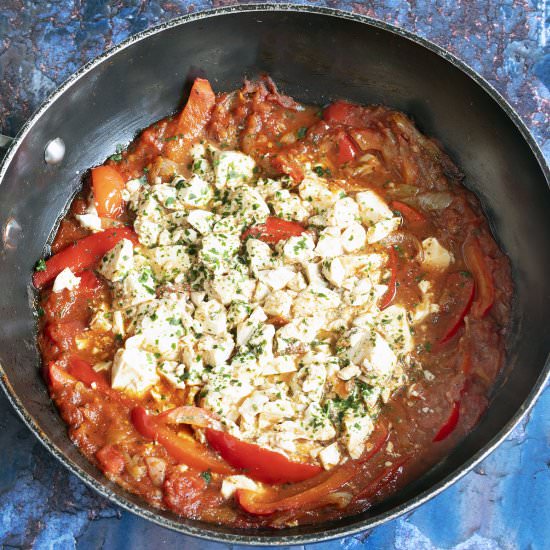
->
[187,209,215,234]
[325,197,360,228]
[341,223,367,252]
[256,266,295,290]
[343,410,374,459]
[366,217,401,244]
[176,174,213,207]
[111,347,159,394]
[315,227,344,257]
[52,268,81,293]
[89,144,422,466]
[220,475,259,499]
[322,257,346,287]
[194,300,227,336]
[246,238,275,275]
[75,212,103,232]
[262,290,293,319]
[212,150,256,189]
[421,237,453,270]
[198,333,235,367]
[319,442,341,469]
[276,316,323,353]
[282,234,315,264]
[158,360,187,389]
[355,190,393,225]
[236,306,267,348]
[269,189,310,222]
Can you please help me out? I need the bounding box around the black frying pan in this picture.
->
[0,5,548,545]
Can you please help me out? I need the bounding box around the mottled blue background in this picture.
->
[0,1,548,549]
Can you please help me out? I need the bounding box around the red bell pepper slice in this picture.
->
[33,227,139,289]
[337,133,360,164]
[163,78,216,163]
[433,401,461,442]
[463,234,494,318]
[92,165,126,219]
[174,78,216,136]
[438,272,475,344]
[236,423,388,515]
[379,247,398,310]
[241,216,306,244]
[68,356,110,390]
[271,154,305,182]
[205,429,322,484]
[390,201,426,224]
[130,406,235,475]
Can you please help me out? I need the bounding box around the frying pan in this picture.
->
[0,5,548,545]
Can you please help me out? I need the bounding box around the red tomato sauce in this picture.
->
[36,77,512,528]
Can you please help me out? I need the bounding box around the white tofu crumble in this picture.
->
[86,144,436,470]
[52,268,81,293]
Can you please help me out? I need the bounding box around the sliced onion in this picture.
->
[145,457,167,487]
[383,183,419,199]
[160,406,222,430]
[323,491,354,509]
[381,230,424,263]
[418,191,453,211]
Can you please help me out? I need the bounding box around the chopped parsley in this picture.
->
[35,259,46,272]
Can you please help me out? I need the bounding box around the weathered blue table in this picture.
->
[1,1,548,548]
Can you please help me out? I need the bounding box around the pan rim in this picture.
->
[0,3,549,545]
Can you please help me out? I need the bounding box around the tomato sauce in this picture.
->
[37,77,512,528]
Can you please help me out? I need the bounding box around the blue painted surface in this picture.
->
[0,1,548,548]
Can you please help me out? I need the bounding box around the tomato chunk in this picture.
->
[379,247,398,310]
[463,234,494,318]
[205,429,322,484]
[131,407,235,475]
[91,165,126,219]
[433,401,461,442]
[323,100,363,125]
[241,216,306,244]
[96,444,125,475]
[337,133,360,164]
[236,423,388,515]
[33,227,139,289]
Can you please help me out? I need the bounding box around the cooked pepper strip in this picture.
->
[354,456,410,501]
[130,406,236,475]
[390,200,426,224]
[163,78,216,162]
[433,401,461,442]
[205,429,322,484]
[438,272,475,344]
[379,247,398,310]
[33,227,139,289]
[241,216,306,244]
[463,234,495,318]
[236,423,388,515]
[91,165,126,219]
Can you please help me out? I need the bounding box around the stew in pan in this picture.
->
[35,76,512,527]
